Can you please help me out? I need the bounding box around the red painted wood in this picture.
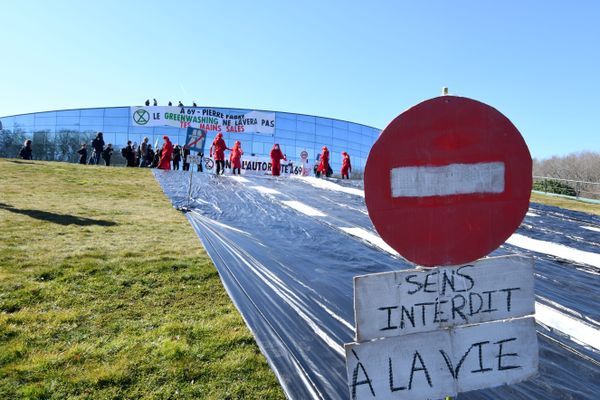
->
[364,96,532,267]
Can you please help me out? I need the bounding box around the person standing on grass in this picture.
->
[102,144,113,166]
[172,144,182,170]
[341,151,352,179]
[270,143,286,176]
[138,137,149,167]
[90,132,104,165]
[77,143,88,165]
[230,140,243,175]
[317,146,330,178]
[158,135,173,170]
[209,133,228,175]
[123,141,136,167]
[19,139,33,160]
[146,144,155,167]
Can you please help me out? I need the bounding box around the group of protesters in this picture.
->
[208,133,351,178]
[144,98,195,107]
[18,132,353,178]
[74,132,115,166]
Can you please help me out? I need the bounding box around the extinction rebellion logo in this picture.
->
[133,109,150,125]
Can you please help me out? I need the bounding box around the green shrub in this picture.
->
[533,179,577,196]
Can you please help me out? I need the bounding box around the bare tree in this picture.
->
[533,151,600,199]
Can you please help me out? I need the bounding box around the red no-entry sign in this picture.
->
[364,96,532,267]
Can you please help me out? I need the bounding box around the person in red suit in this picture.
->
[341,151,352,179]
[230,140,244,175]
[270,143,286,176]
[317,146,330,178]
[209,133,228,175]
[158,135,173,170]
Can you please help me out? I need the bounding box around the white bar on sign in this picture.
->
[390,162,505,197]
[345,317,538,400]
[354,255,535,341]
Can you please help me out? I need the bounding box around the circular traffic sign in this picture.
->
[364,96,532,267]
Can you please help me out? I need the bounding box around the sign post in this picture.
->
[184,154,202,209]
[346,96,536,399]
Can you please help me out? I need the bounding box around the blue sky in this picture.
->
[1,0,598,159]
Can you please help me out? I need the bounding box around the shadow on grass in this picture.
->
[0,203,117,226]
[5,159,37,165]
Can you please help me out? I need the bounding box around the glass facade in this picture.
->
[0,106,380,172]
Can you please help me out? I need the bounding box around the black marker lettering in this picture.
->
[500,287,520,312]
[409,351,432,389]
[451,294,468,322]
[378,306,398,331]
[481,290,498,313]
[351,361,375,399]
[471,341,493,373]
[400,305,415,329]
[456,265,475,291]
[496,338,521,370]
[405,274,423,295]
[388,357,407,392]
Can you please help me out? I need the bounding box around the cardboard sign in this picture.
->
[345,317,538,400]
[186,155,201,165]
[364,96,532,267]
[354,256,535,341]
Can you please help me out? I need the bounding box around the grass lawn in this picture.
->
[0,159,284,400]
[530,192,600,216]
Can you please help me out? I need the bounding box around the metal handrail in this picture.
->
[533,176,600,186]
[532,175,600,200]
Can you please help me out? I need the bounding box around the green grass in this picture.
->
[531,192,600,216]
[0,159,284,399]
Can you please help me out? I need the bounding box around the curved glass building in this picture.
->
[0,106,380,173]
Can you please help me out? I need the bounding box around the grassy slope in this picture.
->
[530,192,600,216]
[0,159,284,400]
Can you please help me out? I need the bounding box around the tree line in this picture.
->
[533,151,600,199]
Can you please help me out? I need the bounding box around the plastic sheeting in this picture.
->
[154,170,600,400]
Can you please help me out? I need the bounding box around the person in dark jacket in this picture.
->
[102,144,113,166]
[138,137,149,167]
[151,147,161,168]
[90,132,105,165]
[77,143,88,164]
[182,147,191,171]
[19,139,33,160]
[172,144,182,170]
[146,144,155,167]
[123,141,136,167]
